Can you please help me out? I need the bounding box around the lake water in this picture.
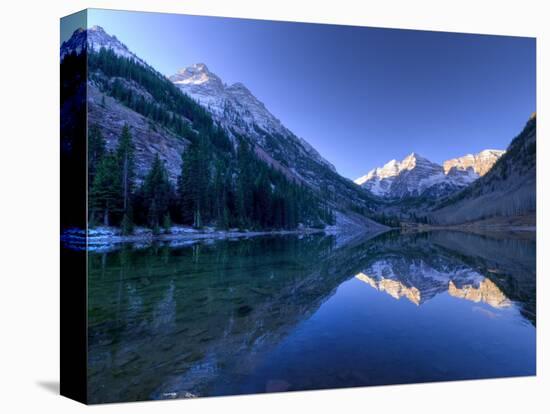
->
[86,230,536,403]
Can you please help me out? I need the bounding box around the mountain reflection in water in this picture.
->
[356,261,511,308]
[86,230,536,403]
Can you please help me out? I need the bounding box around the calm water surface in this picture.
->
[86,231,536,403]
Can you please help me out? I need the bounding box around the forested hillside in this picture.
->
[429,115,536,225]
[62,46,336,232]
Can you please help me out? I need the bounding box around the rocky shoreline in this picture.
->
[61,225,332,252]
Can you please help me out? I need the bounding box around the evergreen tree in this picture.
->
[88,124,105,190]
[178,137,211,228]
[211,159,231,228]
[121,210,134,235]
[252,170,272,227]
[235,139,255,227]
[90,153,122,226]
[116,124,135,213]
[162,213,172,233]
[142,154,172,230]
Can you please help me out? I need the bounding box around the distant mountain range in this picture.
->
[354,150,504,200]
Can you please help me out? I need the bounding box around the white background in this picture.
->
[0,0,548,412]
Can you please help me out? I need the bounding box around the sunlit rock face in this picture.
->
[354,150,504,200]
[355,153,446,198]
[448,279,511,308]
[443,149,505,177]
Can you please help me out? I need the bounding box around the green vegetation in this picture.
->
[143,154,173,231]
[369,212,401,227]
[83,46,336,232]
[90,152,122,226]
[88,124,106,190]
[88,47,232,152]
[88,123,334,232]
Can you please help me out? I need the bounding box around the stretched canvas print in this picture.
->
[60,8,537,405]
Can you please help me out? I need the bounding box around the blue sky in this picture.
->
[62,9,536,180]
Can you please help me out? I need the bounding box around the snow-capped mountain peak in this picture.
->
[355,149,504,199]
[171,63,222,86]
[355,159,397,186]
[401,152,429,169]
[355,153,438,187]
[170,64,336,172]
[60,25,147,67]
[443,149,505,176]
[227,82,252,93]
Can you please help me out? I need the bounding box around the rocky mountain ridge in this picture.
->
[170,63,337,174]
[444,149,505,176]
[355,150,503,200]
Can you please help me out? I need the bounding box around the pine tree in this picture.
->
[142,154,172,230]
[88,124,105,190]
[121,210,134,235]
[211,159,230,227]
[234,139,255,227]
[162,213,172,233]
[117,124,135,214]
[90,153,122,226]
[253,170,271,227]
[178,137,211,228]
